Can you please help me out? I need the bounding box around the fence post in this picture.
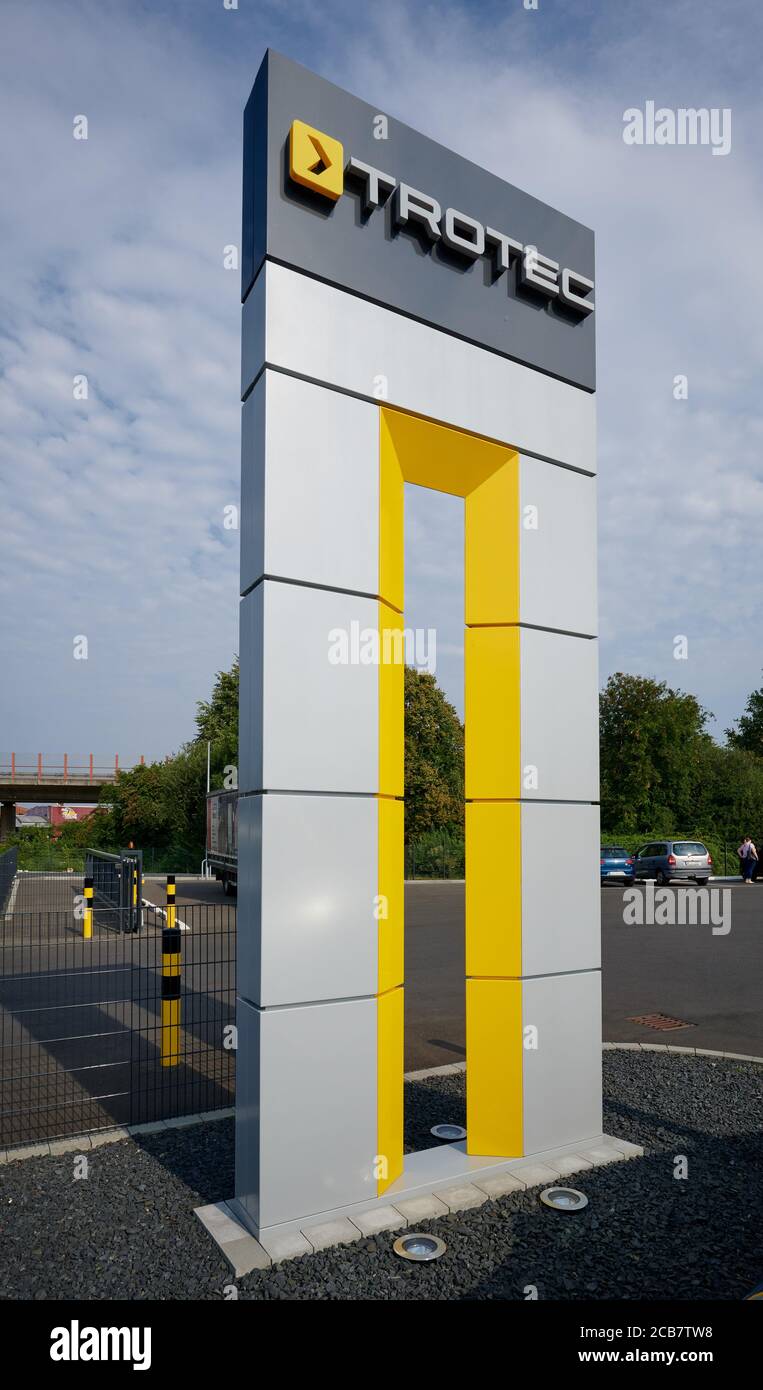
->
[83,877,93,940]
[161,875,180,1067]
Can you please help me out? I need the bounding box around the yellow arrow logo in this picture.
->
[289,120,344,201]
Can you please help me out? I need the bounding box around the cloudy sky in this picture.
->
[0,0,761,765]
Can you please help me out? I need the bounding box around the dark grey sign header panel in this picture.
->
[242,51,595,391]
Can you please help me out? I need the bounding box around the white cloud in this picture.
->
[0,0,760,761]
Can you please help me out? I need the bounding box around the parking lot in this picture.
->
[145,874,763,1067]
[3,872,759,1147]
[403,879,763,1067]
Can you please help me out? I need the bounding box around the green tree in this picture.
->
[726,675,763,758]
[196,659,239,766]
[691,742,763,841]
[599,672,713,831]
[404,666,464,841]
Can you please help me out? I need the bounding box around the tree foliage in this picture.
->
[404,666,464,841]
[195,659,239,761]
[599,673,713,831]
[726,674,763,758]
[601,671,763,841]
[18,660,763,868]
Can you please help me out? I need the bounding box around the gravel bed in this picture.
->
[1,1051,761,1301]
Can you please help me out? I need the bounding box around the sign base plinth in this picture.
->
[196,1133,643,1272]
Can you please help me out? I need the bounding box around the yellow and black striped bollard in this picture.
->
[161,874,181,1067]
[83,876,93,940]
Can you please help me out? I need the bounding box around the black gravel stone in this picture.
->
[1,1052,761,1300]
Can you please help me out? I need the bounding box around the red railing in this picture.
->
[0,755,145,785]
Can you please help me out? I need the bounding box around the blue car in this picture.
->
[600,845,635,883]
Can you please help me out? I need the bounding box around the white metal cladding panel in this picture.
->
[237,793,378,1008]
[239,581,380,795]
[235,995,378,1231]
[240,370,380,598]
[242,262,596,474]
[519,456,598,636]
[522,971,603,1154]
[519,628,599,803]
[520,802,601,977]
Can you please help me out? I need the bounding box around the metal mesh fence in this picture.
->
[0,847,18,915]
[0,891,235,1149]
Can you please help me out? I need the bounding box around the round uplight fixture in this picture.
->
[393,1232,447,1262]
[430,1123,467,1141]
[539,1186,589,1212]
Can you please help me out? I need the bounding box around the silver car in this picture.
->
[632,840,712,885]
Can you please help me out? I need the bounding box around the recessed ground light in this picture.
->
[393,1232,447,1261]
[430,1123,466,1141]
[539,1186,589,1212]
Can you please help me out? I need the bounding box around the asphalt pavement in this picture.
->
[7,873,761,1080]
[403,878,763,1069]
[145,874,763,1067]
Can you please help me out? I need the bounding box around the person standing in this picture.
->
[738,836,758,884]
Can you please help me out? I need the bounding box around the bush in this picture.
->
[406,829,464,879]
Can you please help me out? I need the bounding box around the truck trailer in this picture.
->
[206,789,238,895]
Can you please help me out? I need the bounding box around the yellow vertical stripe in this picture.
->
[465,801,522,978]
[377,985,404,1194]
[379,411,405,613]
[378,797,404,995]
[465,625,521,800]
[464,454,519,626]
[378,602,404,798]
[466,978,523,1156]
[377,411,405,1197]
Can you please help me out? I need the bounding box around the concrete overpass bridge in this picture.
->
[0,755,143,839]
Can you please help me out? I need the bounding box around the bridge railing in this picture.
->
[0,754,144,785]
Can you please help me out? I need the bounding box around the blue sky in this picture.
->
[0,0,761,764]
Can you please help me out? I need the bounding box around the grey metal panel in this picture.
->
[519,456,598,635]
[521,803,601,977]
[239,373,265,596]
[238,584,264,795]
[235,994,378,1231]
[236,794,263,1003]
[234,993,262,1228]
[237,792,378,1007]
[520,628,599,802]
[243,263,596,474]
[238,580,379,794]
[243,51,595,391]
[522,971,603,1153]
[240,370,379,598]
[240,266,265,396]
